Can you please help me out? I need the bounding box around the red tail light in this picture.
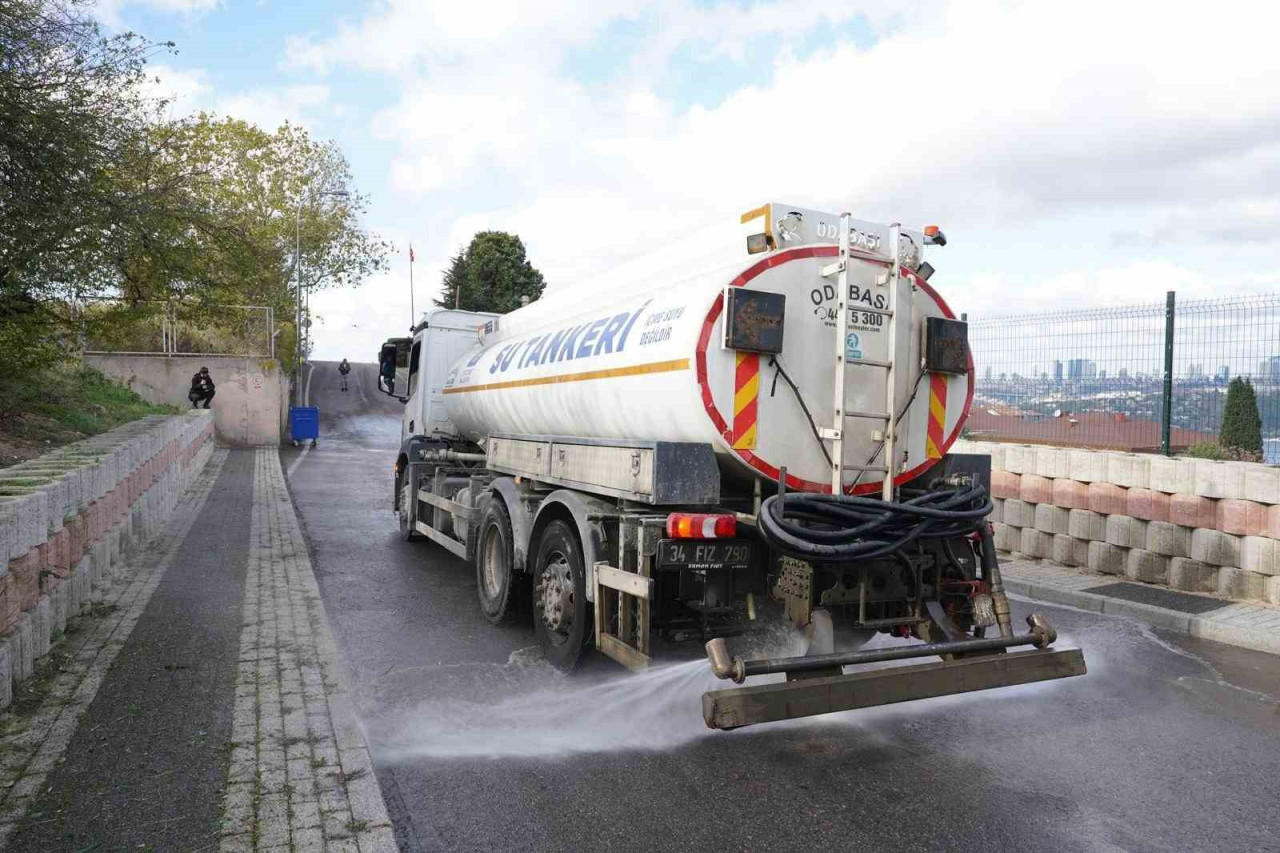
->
[666,513,736,539]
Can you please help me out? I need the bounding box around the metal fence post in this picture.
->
[1161,291,1176,456]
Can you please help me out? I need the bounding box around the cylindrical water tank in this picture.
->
[443,243,972,495]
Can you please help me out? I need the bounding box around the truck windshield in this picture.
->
[407,340,422,396]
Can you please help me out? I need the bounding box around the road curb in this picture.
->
[1005,576,1280,656]
[218,449,396,852]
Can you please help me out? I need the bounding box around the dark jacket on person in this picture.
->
[190,372,215,396]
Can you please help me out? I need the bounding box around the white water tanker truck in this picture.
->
[379,203,1085,729]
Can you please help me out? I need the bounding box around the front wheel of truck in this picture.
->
[398,477,422,542]
[532,520,589,672]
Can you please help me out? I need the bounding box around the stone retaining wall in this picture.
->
[953,439,1280,606]
[0,411,215,708]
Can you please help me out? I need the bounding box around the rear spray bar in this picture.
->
[702,614,1086,730]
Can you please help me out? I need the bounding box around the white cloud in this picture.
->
[302,1,1280,226]
[310,270,420,363]
[213,84,332,132]
[139,64,212,109]
[955,260,1271,319]
[96,0,220,28]
[138,64,332,132]
[291,0,1280,357]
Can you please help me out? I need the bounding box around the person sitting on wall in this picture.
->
[338,358,351,392]
[188,366,216,409]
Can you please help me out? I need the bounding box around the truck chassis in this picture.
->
[394,432,1086,729]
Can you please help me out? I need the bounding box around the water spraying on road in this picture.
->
[372,656,724,760]
[370,623,812,761]
[368,622,1087,763]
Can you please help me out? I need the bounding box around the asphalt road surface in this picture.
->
[284,361,1280,853]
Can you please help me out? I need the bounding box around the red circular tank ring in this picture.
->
[694,245,975,495]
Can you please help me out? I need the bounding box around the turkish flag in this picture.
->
[409,245,415,263]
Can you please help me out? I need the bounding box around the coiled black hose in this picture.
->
[758,484,993,561]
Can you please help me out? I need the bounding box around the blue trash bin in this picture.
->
[288,406,319,446]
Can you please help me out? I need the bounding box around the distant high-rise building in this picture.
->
[1259,356,1280,383]
[1188,363,1203,379]
[984,366,992,381]
[1067,358,1097,380]
[1053,360,1063,381]
[1215,365,1230,383]
[1119,368,1129,380]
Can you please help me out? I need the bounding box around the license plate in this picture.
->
[657,539,753,571]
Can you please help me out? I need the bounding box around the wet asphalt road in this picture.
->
[285,360,1280,853]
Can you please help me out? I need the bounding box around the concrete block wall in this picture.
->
[0,411,214,709]
[956,439,1280,607]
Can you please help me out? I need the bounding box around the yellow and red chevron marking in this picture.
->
[926,373,948,460]
[731,352,760,450]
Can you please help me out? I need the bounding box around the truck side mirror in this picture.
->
[378,340,406,398]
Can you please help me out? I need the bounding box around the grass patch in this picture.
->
[327,767,368,786]
[8,650,77,719]
[345,819,371,834]
[0,366,177,468]
[1,598,136,725]
[86,602,119,619]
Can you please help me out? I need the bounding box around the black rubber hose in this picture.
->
[768,356,833,469]
[758,485,993,561]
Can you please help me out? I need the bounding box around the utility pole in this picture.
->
[294,187,349,406]
[409,243,416,329]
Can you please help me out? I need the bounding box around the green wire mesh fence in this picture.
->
[968,293,1280,460]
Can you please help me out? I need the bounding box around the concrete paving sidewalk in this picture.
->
[1002,557,1280,655]
[0,448,394,852]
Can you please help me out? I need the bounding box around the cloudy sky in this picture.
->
[104,0,1280,361]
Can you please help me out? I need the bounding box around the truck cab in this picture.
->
[379,307,498,448]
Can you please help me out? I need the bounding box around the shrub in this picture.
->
[1186,442,1224,460]
[1220,377,1263,459]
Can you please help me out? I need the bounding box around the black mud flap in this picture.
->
[702,648,1086,730]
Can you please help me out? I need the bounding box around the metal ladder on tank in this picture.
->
[819,214,904,500]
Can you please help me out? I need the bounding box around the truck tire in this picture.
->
[476,499,523,625]
[531,520,589,671]
[398,477,422,542]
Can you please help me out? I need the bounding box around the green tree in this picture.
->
[1,2,389,380]
[1,0,172,371]
[1219,376,1263,458]
[128,116,391,367]
[436,232,545,314]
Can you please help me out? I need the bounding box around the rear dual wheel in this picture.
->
[476,499,524,624]
[531,520,589,672]
[474,507,590,671]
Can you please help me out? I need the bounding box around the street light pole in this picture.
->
[294,187,349,407]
